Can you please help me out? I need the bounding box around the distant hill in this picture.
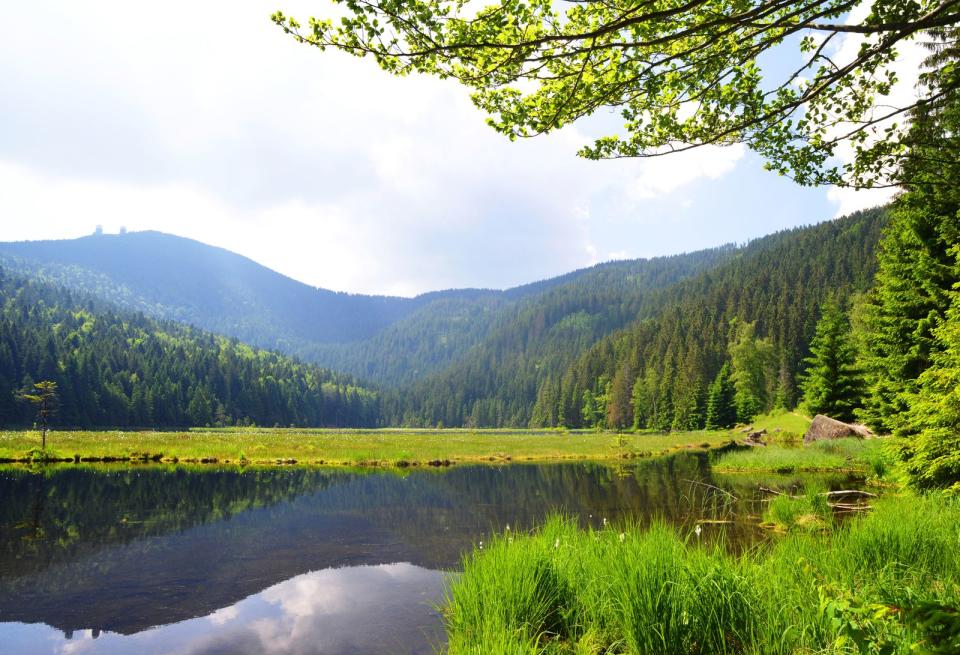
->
[0,231,736,387]
[0,211,889,429]
[0,269,378,428]
[311,247,737,386]
[0,230,434,348]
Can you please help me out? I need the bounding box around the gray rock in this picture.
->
[803,415,873,443]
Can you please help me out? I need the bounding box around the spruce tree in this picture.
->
[903,286,960,490]
[858,29,960,434]
[857,207,956,433]
[705,363,737,430]
[799,300,864,422]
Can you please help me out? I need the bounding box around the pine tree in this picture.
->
[705,363,737,430]
[606,364,634,430]
[799,300,864,422]
[772,355,795,410]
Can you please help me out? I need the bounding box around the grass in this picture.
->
[739,408,812,437]
[0,428,734,467]
[762,483,832,531]
[711,437,894,474]
[443,494,960,654]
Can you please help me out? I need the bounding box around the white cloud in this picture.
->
[0,0,808,295]
[206,605,239,627]
[822,2,926,216]
[827,185,898,218]
[628,145,746,200]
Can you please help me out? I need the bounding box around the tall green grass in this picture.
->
[444,494,960,654]
[711,438,894,475]
[763,483,832,530]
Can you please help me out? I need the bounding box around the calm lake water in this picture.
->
[0,454,860,654]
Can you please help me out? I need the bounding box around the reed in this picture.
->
[711,438,892,475]
[444,494,960,654]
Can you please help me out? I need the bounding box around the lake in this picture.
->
[0,454,860,654]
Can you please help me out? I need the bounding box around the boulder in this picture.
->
[746,429,767,442]
[743,429,768,446]
[803,415,873,443]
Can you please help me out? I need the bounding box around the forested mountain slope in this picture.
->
[0,231,432,351]
[383,209,888,428]
[1,211,887,431]
[0,231,737,388]
[315,247,738,386]
[0,269,378,428]
[540,208,888,431]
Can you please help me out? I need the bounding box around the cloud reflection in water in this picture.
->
[11,563,446,655]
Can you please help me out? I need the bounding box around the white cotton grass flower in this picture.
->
[602,517,608,527]
[479,540,483,550]
[695,525,702,538]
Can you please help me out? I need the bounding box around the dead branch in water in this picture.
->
[683,479,739,500]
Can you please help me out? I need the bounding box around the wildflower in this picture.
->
[479,540,483,550]
[602,517,608,527]
[505,524,510,532]
[619,532,625,543]
[695,525,702,538]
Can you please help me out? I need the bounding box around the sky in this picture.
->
[0,1,909,297]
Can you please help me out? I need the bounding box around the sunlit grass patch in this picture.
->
[0,428,732,467]
[711,438,892,475]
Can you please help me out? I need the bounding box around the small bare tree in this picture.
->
[19,380,58,450]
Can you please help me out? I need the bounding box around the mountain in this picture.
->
[382,208,889,427]
[0,231,737,387]
[0,230,433,350]
[1,210,889,429]
[311,247,739,386]
[0,269,378,428]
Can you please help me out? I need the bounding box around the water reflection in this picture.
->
[5,563,445,655]
[0,455,862,654]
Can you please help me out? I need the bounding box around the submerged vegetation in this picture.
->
[444,494,960,654]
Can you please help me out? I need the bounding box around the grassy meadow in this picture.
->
[0,427,736,467]
[1,410,891,473]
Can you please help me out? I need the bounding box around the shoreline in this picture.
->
[0,428,734,469]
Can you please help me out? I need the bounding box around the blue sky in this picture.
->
[0,1,902,296]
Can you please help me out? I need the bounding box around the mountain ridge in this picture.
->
[0,229,740,386]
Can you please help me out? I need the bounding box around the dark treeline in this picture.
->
[376,245,741,425]
[0,270,379,428]
[378,210,886,429]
